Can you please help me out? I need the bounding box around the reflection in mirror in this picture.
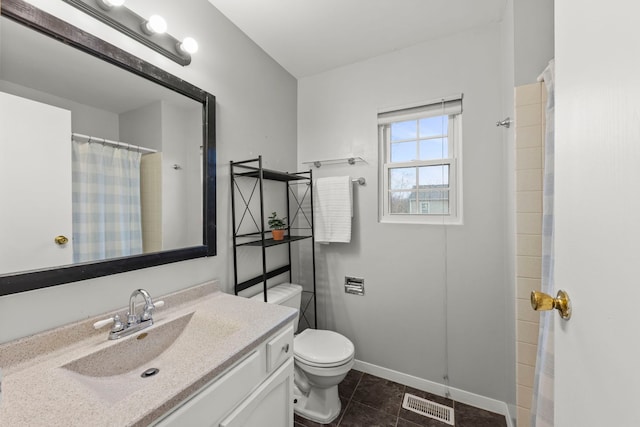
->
[1,18,202,274]
[0,0,216,296]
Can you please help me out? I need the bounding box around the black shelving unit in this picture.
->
[230,156,317,330]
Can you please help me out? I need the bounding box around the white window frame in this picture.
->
[378,96,463,225]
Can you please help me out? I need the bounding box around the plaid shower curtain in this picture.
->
[72,139,143,263]
[531,59,555,427]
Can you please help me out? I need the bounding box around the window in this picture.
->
[378,96,462,224]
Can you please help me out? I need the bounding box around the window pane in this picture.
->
[419,165,449,187]
[418,190,449,214]
[391,120,417,141]
[419,116,447,138]
[419,138,448,160]
[390,167,417,190]
[390,190,450,215]
[391,141,417,162]
[389,191,412,214]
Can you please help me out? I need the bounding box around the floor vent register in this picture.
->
[402,393,455,425]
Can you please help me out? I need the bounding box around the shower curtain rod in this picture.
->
[71,132,157,154]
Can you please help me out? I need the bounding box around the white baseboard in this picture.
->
[353,360,514,427]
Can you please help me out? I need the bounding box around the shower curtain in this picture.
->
[531,59,555,427]
[72,139,143,263]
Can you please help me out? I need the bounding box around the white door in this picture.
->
[0,92,73,274]
[555,1,640,425]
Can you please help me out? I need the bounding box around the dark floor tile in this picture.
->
[397,418,440,427]
[454,402,507,427]
[397,415,452,427]
[338,401,397,427]
[339,369,363,400]
[398,386,455,426]
[350,373,405,417]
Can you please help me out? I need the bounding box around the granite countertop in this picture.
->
[0,280,296,427]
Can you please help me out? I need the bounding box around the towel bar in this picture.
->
[351,177,366,185]
[302,156,366,168]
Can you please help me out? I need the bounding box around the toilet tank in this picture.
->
[251,283,302,330]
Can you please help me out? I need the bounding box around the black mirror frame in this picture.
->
[0,0,216,297]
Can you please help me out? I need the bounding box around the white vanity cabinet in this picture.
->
[153,324,294,427]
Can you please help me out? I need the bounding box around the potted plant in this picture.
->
[268,211,287,240]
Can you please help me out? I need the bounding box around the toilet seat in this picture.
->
[294,329,354,368]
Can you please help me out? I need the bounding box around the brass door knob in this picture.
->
[54,235,69,245]
[531,290,572,320]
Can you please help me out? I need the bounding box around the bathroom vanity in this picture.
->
[0,281,296,426]
[153,325,294,426]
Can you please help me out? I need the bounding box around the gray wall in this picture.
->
[500,0,518,417]
[0,80,120,139]
[119,101,163,151]
[298,23,511,403]
[514,0,554,86]
[0,0,297,343]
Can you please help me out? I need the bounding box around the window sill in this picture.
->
[379,216,463,226]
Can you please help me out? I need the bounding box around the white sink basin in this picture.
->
[62,312,195,377]
[59,310,242,404]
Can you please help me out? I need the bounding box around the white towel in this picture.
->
[314,176,352,243]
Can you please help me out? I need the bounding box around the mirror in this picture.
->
[0,0,216,296]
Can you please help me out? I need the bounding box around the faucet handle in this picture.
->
[140,300,165,322]
[111,314,124,332]
[93,317,114,330]
[93,314,125,332]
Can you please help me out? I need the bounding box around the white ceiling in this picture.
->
[208,0,507,78]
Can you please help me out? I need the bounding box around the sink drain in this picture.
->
[141,368,159,378]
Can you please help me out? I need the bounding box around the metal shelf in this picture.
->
[236,235,312,248]
[233,168,309,182]
[230,156,317,330]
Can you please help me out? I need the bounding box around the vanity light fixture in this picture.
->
[178,37,199,55]
[95,0,125,10]
[142,15,167,35]
[61,0,197,66]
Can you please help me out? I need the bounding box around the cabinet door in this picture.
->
[154,351,262,427]
[219,358,294,427]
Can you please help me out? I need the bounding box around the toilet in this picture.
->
[251,283,355,424]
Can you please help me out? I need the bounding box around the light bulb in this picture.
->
[178,37,199,55]
[96,0,125,10]
[143,15,167,34]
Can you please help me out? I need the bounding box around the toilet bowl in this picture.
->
[251,283,355,424]
[293,328,355,423]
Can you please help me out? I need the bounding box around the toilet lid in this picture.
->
[294,329,354,366]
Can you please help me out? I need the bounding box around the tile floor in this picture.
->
[294,370,508,427]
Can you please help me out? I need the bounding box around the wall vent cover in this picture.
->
[402,393,454,425]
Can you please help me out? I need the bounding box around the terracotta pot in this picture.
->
[271,229,285,241]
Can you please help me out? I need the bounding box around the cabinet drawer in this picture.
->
[266,325,294,372]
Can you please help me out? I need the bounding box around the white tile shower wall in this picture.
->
[514,82,545,427]
[140,153,163,253]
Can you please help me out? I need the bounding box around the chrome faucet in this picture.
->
[94,289,162,340]
[128,288,156,326]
